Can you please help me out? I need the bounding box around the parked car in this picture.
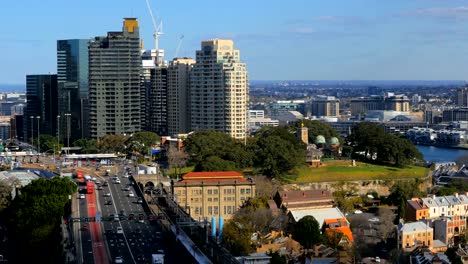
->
[116,227,124,234]
[128,191,134,197]
[79,194,85,199]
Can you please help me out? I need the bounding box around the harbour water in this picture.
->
[417,145,467,163]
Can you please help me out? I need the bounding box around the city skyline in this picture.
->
[4,0,468,83]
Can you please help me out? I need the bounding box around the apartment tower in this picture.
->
[190,39,249,139]
[88,18,142,138]
[167,57,195,135]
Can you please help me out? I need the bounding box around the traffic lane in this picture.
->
[104,178,136,263]
[77,195,94,264]
[98,184,133,264]
[110,178,156,262]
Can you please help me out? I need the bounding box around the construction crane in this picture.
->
[145,0,163,65]
[174,35,184,58]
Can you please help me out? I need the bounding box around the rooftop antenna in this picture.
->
[145,0,163,65]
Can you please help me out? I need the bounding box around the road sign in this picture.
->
[96,211,102,222]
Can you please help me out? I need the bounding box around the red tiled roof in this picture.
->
[325,217,348,226]
[326,226,354,242]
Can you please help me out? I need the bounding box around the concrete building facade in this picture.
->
[88,18,142,138]
[167,58,195,135]
[190,39,249,139]
[311,96,339,117]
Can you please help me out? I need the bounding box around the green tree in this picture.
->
[34,134,61,154]
[253,126,305,179]
[348,122,422,167]
[292,215,322,249]
[0,180,14,212]
[195,156,237,171]
[386,180,423,217]
[223,220,254,256]
[184,130,252,171]
[127,131,161,155]
[73,138,98,154]
[4,177,77,263]
[97,134,128,153]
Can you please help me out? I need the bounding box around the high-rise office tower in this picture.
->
[190,39,249,139]
[167,57,195,135]
[455,87,468,107]
[88,18,142,138]
[25,74,58,143]
[57,39,89,142]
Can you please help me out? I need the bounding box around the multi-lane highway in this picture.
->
[74,165,188,264]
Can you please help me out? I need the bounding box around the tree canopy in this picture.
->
[97,134,128,153]
[253,126,305,179]
[73,138,98,154]
[3,177,77,263]
[348,122,422,167]
[184,130,252,171]
[292,215,322,249]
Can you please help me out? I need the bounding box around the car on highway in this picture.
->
[105,200,113,205]
[123,186,131,191]
[137,197,143,204]
[138,214,145,223]
[123,173,129,178]
[97,186,103,190]
[113,215,120,222]
[128,213,135,220]
[104,192,111,197]
[116,227,124,234]
[114,256,123,263]
[79,194,85,199]
[95,180,101,185]
[102,182,108,186]
[114,179,121,184]
[128,191,135,197]
[92,177,97,181]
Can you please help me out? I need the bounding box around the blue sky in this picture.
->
[2,0,468,84]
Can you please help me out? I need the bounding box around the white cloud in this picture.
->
[405,6,468,19]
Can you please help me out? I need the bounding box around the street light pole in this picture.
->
[36,116,41,154]
[30,116,34,146]
[57,115,61,160]
[65,113,71,155]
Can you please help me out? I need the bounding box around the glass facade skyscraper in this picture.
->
[57,39,89,142]
[25,74,58,143]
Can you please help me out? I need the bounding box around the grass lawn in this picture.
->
[294,160,428,183]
